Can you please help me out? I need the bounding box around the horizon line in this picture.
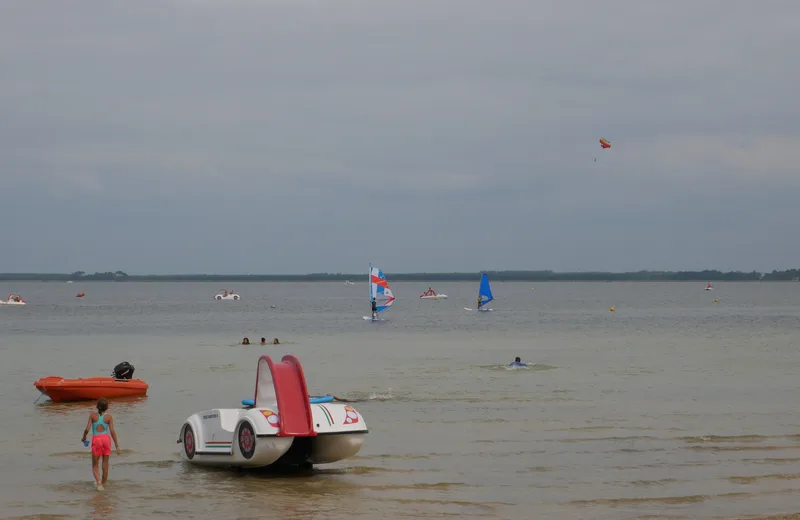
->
[0,268,798,282]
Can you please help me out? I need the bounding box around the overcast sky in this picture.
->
[2,1,798,274]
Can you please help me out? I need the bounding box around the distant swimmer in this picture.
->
[273,338,280,345]
[509,356,527,368]
[260,337,266,345]
[241,337,250,345]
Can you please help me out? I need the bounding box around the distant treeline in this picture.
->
[1,269,800,282]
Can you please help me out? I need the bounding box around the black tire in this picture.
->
[238,421,256,460]
[184,424,196,460]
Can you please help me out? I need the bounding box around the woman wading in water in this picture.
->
[81,398,121,491]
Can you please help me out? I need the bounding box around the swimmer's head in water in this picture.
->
[260,337,266,344]
[515,357,521,363]
[97,398,108,413]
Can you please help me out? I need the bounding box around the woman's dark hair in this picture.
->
[97,398,108,413]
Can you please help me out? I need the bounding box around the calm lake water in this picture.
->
[1,280,800,519]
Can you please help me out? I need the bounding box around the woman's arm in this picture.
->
[81,414,94,442]
[108,415,121,454]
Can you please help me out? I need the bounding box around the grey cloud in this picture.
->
[1,0,799,273]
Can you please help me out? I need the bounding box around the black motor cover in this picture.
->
[113,361,135,379]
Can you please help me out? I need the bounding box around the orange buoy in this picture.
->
[76,292,85,297]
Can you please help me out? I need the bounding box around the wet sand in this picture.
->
[735,515,800,520]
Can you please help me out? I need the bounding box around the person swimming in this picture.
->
[260,337,266,345]
[241,337,250,345]
[509,356,527,367]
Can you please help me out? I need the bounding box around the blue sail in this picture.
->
[478,272,494,306]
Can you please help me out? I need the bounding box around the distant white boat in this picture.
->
[345,280,354,286]
[215,289,241,301]
[705,283,713,291]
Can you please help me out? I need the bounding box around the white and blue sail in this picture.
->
[364,264,395,320]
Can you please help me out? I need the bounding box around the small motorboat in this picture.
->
[0,293,26,305]
[33,362,148,402]
[177,354,368,470]
[215,289,241,301]
[705,283,713,291]
[419,288,448,300]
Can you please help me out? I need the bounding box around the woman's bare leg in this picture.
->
[101,455,109,484]
[92,454,101,489]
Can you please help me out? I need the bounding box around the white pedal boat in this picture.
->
[177,354,367,470]
[0,293,26,305]
[215,289,241,301]
[419,289,447,300]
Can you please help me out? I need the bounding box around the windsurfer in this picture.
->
[371,298,378,319]
[477,296,483,310]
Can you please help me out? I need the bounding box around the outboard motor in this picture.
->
[113,361,135,380]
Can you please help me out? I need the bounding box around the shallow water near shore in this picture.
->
[1,280,800,519]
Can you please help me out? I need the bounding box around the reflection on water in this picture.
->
[2,281,800,519]
[87,493,116,520]
[36,395,150,416]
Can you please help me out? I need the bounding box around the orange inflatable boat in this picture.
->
[34,376,149,402]
[34,361,148,402]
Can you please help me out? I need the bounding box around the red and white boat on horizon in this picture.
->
[419,287,448,300]
[0,293,25,305]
